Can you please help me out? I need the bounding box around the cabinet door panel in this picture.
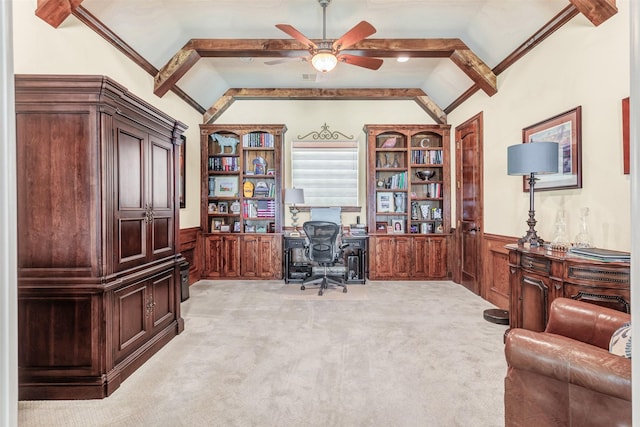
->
[113,281,149,363]
[394,237,411,278]
[412,237,429,277]
[149,137,175,260]
[370,237,394,279]
[240,236,259,277]
[429,237,448,278]
[519,275,548,332]
[151,271,175,330]
[222,237,240,277]
[114,123,148,272]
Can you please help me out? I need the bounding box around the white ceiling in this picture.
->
[80,0,571,112]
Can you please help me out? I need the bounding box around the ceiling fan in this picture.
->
[274,0,383,73]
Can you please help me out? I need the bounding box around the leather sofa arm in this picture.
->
[505,328,631,401]
[544,298,630,349]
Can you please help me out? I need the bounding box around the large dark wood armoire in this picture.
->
[15,75,187,399]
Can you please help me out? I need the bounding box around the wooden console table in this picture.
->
[507,244,630,332]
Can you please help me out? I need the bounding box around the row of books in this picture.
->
[242,133,275,148]
[411,149,442,165]
[208,156,239,172]
[384,171,408,190]
[424,182,443,198]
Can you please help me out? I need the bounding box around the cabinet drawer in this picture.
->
[344,238,366,249]
[520,254,550,274]
[565,264,630,286]
[285,238,306,249]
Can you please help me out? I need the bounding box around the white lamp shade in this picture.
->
[284,188,305,204]
[507,141,559,175]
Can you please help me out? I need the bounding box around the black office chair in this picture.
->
[301,221,348,296]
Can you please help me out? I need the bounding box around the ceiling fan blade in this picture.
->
[338,54,383,71]
[264,57,308,66]
[275,24,317,50]
[333,21,377,51]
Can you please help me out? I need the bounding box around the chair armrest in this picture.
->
[505,329,631,401]
[544,298,630,349]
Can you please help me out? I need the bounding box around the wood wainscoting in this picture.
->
[180,227,202,284]
[481,234,518,310]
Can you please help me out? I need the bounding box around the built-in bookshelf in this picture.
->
[364,124,451,280]
[201,124,286,235]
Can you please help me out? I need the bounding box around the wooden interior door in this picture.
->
[455,113,483,295]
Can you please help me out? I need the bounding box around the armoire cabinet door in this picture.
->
[114,121,148,272]
[113,121,176,273]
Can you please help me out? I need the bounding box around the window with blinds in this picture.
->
[291,141,358,207]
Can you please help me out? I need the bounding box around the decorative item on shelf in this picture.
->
[245,224,256,233]
[210,133,239,155]
[267,169,276,176]
[551,209,570,249]
[431,207,442,220]
[383,153,392,168]
[234,221,241,232]
[419,137,432,147]
[435,222,444,233]
[220,224,231,232]
[230,200,241,214]
[574,207,593,248]
[416,169,436,181]
[381,137,397,148]
[392,154,400,168]
[507,141,559,247]
[284,187,305,236]
[411,201,419,220]
[394,192,405,213]
[208,203,217,214]
[217,202,228,214]
[420,204,430,220]
[376,221,388,233]
[243,180,254,197]
[253,156,267,175]
[254,181,270,197]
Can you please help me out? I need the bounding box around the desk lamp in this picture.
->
[507,141,559,247]
[284,188,305,236]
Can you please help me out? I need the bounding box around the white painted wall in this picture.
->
[449,1,631,251]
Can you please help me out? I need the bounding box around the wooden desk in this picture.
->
[283,234,368,284]
[507,244,630,332]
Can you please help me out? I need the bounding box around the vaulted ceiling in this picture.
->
[36,0,617,123]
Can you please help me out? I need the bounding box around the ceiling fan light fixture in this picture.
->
[311,50,338,72]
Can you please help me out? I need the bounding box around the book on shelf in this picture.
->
[568,247,630,262]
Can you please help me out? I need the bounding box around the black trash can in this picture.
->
[180,262,190,302]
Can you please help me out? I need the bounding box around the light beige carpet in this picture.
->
[19,280,508,427]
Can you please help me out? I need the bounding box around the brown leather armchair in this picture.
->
[504,298,631,427]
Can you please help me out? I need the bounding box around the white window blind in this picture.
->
[291,141,358,207]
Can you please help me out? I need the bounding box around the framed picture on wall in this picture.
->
[179,135,186,208]
[522,106,582,191]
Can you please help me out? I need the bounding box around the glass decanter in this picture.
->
[574,207,593,248]
[551,209,570,248]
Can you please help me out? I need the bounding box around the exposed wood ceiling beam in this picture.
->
[35,0,83,28]
[204,88,447,125]
[154,38,497,99]
[569,0,617,26]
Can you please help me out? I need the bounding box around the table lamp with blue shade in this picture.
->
[507,141,559,247]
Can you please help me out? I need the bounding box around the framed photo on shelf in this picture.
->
[376,221,388,233]
[220,224,231,232]
[376,192,394,213]
[214,176,239,196]
[392,219,404,233]
[522,106,582,191]
[217,202,228,214]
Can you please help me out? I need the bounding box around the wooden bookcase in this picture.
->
[364,124,451,279]
[200,124,286,279]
